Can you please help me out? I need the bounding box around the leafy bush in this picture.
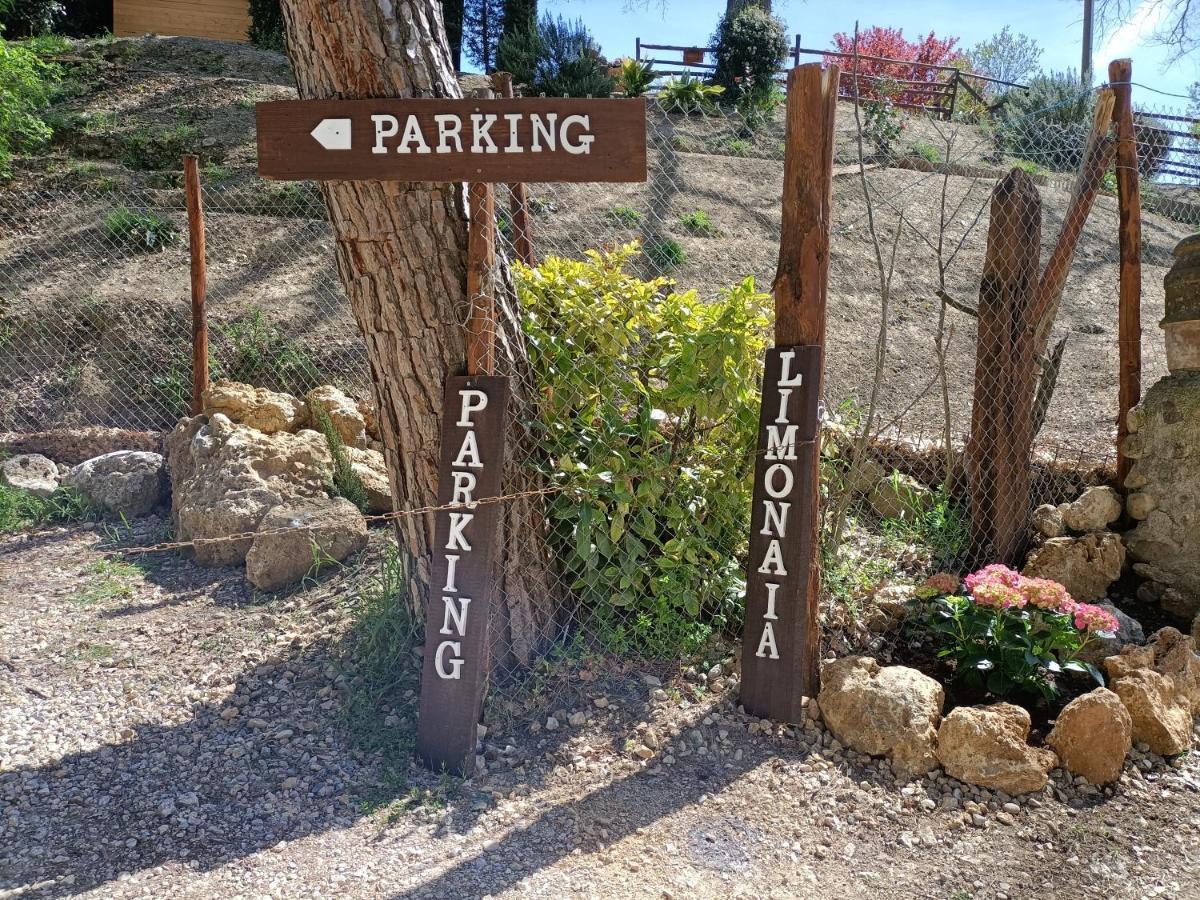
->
[515,244,769,656]
[711,4,787,103]
[495,10,540,87]
[519,14,613,98]
[102,207,180,251]
[657,75,724,114]
[967,27,1042,87]
[992,69,1093,172]
[861,93,906,157]
[121,123,202,170]
[215,307,320,394]
[678,209,714,236]
[312,405,368,513]
[616,57,655,97]
[726,137,751,156]
[56,0,110,37]
[0,0,63,37]
[914,565,1116,701]
[831,27,963,106]
[603,205,642,226]
[907,139,940,164]
[644,236,685,269]
[248,0,286,52]
[0,31,60,175]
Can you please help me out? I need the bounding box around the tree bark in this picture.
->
[278,0,557,669]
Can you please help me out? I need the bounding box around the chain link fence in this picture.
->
[3,72,1197,679]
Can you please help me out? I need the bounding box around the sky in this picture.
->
[538,0,1198,110]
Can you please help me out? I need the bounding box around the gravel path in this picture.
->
[3,521,1200,899]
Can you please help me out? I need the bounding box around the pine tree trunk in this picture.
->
[277,0,558,668]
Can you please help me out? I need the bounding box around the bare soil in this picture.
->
[3,521,1200,899]
[0,35,1194,453]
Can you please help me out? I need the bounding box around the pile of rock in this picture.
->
[817,634,1199,794]
[165,379,388,590]
[1025,485,1125,602]
[2,448,167,519]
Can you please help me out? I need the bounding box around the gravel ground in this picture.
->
[3,520,1200,899]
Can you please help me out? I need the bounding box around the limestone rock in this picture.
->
[203,379,308,434]
[1,453,60,498]
[817,656,943,778]
[1104,626,1200,716]
[864,584,915,633]
[936,703,1058,795]
[1078,601,1145,664]
[63,451,166,518]
[1060,486,1122,533]
[1111,669,1194,756]
[1032,503,1064,539]
[346,446,393,514]
[245,496,367,592]
[1122,373,1200,613]
[307,385,369,449]
[1022,532,1125,602]
[1,427,159,466]
[164,414,331,565]
[845,456,888,497]
[868,473,934,521]
[1192,611,1199,649]
[1047,689,1132,785]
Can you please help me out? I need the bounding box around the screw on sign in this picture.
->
[255,92,647,776]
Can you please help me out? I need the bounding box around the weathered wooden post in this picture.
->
[739,63,838,721]
[490,72,537,267]
[183,154,208,415]
[1110,58,1143,491]
[967,170,1042,566]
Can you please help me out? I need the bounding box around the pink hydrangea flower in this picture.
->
[1019,576,1074,613]
[1074,603,1120,634]
[972,581,1027,610]
[964,564,1021,594]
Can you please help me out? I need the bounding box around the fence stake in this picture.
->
[1110,57,1142,492]
[968,170,1043,566]
[183,154,208,415]
[490,72,536,266]
[947,68,958,122]
[739,63,838,720]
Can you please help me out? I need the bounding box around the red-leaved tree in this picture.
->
[828,27,964,108]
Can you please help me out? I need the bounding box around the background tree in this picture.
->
[1096,0,1200,62]
[527,14,614,97]
[444,0,465,71]
[829,27,963,105]
[711,3,788,100]
[968,27,1042,86]
[463,0,504,72]
[501,0,536,47]
[275,0,557,665]
[495,8,541,86]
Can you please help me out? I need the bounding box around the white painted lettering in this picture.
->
[777,350,805,387]
[470,113,499,153]
[446,512,474,552]
[530,113,557,152]
[763,582,780,620]
[764,463,794,499]
[503,113,523,152]
[434,640,464,679]
[765,424,799,461]
[443,554,460,593]
[453,430,483,469]
[440,595,472,636]
[434,114,463,153]
[457,389,489,426]
[560,114,594,154]
[775,388,793,424]
[760,500,790,537]
[451,470,478,508]
[397,114,431,154]
[372,114,399,154]
[755,622,780,659]
[757,539,787,576]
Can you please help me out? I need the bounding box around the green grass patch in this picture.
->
[120,123,201,170]
[76,558,142,606]
[677,209,714,236]
[726,138,752,157]
[644,237,686,270]
[102,206,180,251]
[0,483,102,532]
[603,205,643,227]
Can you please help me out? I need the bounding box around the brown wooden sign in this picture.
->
[740,346,822,723]
[256,98,647,183]
[415,375,509,776]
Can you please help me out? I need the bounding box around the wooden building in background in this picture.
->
[114,0,251,43]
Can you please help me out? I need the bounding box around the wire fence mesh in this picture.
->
[2,73,1197,682]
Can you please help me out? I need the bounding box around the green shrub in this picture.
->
[616,57,655,97]
[862,93,906,158]
[678,209,714,236]
[0,31,60,175]
[248,0,286,52]
[726,137,751,157]
[121,123,201,170]
[710,4,788,103]
[215,307,321,394]
[102,206,180,251]
[993,70,1094,172]
[908,139,941,164]
[657,75,724,114]
[529,15,614,98]
[603,205,642,226]
[515,244,769,656]
[312,405,368,513]
[0,481,101,532]
[644,236,685,269]
[0,0,63,37]
[495,11,540,87]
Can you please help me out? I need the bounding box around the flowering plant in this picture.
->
[917,565,1116,701]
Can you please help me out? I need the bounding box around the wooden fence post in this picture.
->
[183,154,208,415]
[490,72,536,267]
[739,63,838,720]
[1110,58,1142,491]
[967,170,1043,566]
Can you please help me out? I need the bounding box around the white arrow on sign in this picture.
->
[311,118,352,151]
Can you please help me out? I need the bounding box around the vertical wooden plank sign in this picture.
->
[415,375,509,776]
[740,63,838,722]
